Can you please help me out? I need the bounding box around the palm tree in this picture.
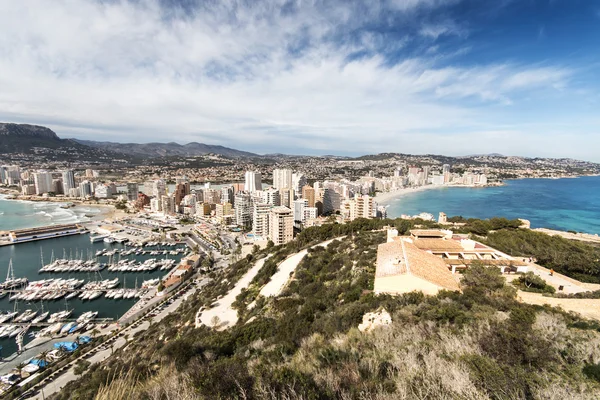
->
[37,350,51,368]
[91,328,101,337]
[14,362,27,378]
[57,344,69,359]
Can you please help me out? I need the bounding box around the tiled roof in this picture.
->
[376,238,460,291]
[410,229,446,238]
[412,238,464,252]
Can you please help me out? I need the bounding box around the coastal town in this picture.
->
[1,156,600,397]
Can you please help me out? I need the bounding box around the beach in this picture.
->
[0,192,125,231]
[374,185,450,204]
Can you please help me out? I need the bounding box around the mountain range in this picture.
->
[0,123,256,159]
[74,139,257,158]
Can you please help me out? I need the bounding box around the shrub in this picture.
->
[513,272,556,294]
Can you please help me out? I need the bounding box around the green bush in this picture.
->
[513,272,556,294]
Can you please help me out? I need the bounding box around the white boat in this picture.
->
[10,326,25,338]
[32,311,49,323]
[48,309,73,323]
[66,291,80,300]
[104,237,116,244]
[0,311,18,323]
[48,322,64,335]
[2,326,18,338]
[15,309,36,323]
[90,233,109,243]
[88,291,103,300]
[60,322,76,335]
[77,311,98,323]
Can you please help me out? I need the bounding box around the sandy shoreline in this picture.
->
[0,192,126,228]
[373,183,503,205]
[374,185,445,204]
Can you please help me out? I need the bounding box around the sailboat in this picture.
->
[0,259,28,290]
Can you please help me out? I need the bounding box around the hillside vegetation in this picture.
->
[45,220,600,400]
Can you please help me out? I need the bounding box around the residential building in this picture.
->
[33,171,53,195]
[350,194,374,220]
[279,188,294,208]
[161,195,176,215]
[152,179,166,199]
[244,171,262,192]
[79,181,93,197]
[234,192,253,228]
[302,185,315,207]
[273,168,293,189]
[62,170,76,194]
[292,173,307,194]
[216,203,233,224]
[253,202,271,238]
[221,186,234,206]
[269,206,294,245]
[262,187,280,206]
[127,182,139,201]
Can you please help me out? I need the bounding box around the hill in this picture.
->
[75,139,257,158]
[43,219,600,400]
[0,123,125,162]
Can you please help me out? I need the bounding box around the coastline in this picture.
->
[374,183,503,205]
[0,192,124,230]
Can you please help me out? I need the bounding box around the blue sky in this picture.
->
[0,0,599,160]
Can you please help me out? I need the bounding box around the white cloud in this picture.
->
[0,0,584,158]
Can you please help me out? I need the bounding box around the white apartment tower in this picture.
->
[235,192,253,228]
[244,171,262,192]
[262,188,280,206]
[292,173,307,194]
[33,171,53,195]
[273,169,293,190]
[253,203,271,238]
[62,170,76,193]
[350,194,375,220]
[269,206,294,245]
[152,179,166,199]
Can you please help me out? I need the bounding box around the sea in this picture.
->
[385,176,600,235]
[0,194,104,231]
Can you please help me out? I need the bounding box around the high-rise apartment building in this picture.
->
[33,171,53,195]
[221,186,234,206]
[127,182,139,201]
[244,171,262,192]
[253,202,271,238]
[152,179,166,199]
[349,194,375,220]
[279,188,293,208]
[292,173,307,194]
[269,206,294,245]
[293,199,308,223]
[262,188,280,206]
[234,192,253,228]
[273,169,293,190]
[302,185,315,207]
[203,188,221,204]
[161,195,175,215]
[62,170,76,194]
[79,181,93,197]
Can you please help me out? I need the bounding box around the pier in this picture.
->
[0,224,87,246]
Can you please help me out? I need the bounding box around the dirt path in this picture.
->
[518,291,600,320]
[196,255,271,329]
[259,238,337,298]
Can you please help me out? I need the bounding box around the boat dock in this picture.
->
[0,224,87,246]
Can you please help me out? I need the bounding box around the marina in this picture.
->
[0,232,190,356]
